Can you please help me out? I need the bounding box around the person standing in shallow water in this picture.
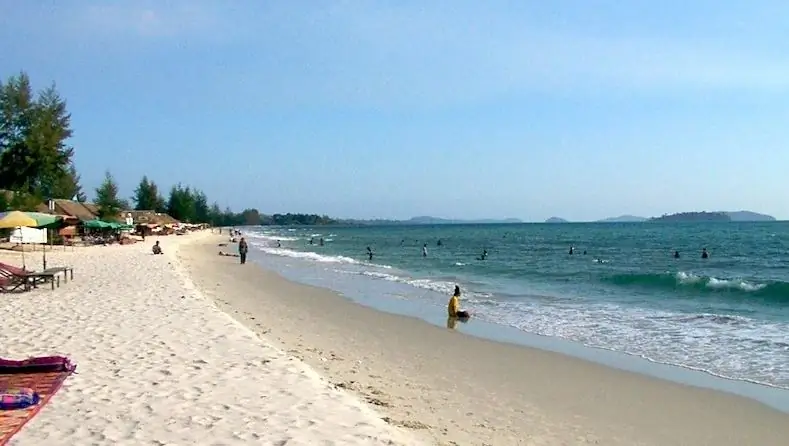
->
[447,285,470,319]
[238,237,249,264]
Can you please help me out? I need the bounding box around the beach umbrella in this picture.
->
[0,211,38,269]
[82,219,111,229]
[24,212,61,228]
[0,211,64,268]
[0,211,38,229]
[0,211,61,228]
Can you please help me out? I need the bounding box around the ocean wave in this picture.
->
[604,271,789,298]
[354,270,493,301]
[258,246,393,269]
[259,247,360,265]
[248,234,300,242]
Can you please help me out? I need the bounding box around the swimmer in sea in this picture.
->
[366,246,374,261]
[701,248,709,259]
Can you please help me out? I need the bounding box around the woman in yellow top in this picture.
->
[447,285,470,319]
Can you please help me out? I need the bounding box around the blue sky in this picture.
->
[2,1,788,221]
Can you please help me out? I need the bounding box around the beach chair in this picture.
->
[0,262,59,291]
[0,271,29,293]
[42,266,74,283]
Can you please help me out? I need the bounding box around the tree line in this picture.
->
[95,172,263,226]
[0,71,253,225]
[0,71,340,227]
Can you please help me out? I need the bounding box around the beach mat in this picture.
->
[0,357,76,445]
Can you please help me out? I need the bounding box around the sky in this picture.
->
[2,1,789,221]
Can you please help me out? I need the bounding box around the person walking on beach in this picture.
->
[238,237,248,264]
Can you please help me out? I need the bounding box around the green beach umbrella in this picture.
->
[82,219,111,229]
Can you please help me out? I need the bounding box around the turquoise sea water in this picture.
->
[242,222,789,389]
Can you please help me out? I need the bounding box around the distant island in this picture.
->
[649,211,776,222]
[545,217,569,223]
[650,212,730,222]
[597,215,647,223]
[724,211,776,222]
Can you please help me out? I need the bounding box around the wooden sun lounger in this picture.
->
[0,263,60,291]
[42,266,74,283]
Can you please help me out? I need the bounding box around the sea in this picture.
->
[240,222,789,393]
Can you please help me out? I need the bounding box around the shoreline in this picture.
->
[257,249,789,412]
[180,234,789,445]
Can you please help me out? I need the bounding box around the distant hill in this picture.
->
[650,212,730,222]
[649,211,776,223]
[545,217,569,223]
[724,211,776,222]
[597,215,647,223]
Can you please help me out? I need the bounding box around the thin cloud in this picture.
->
[73,1,225,39]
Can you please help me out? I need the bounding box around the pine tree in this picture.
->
[133,175,159,210]
[0,73,74,200]
[95,171,124,220]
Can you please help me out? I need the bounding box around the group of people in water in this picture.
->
[364,239,488,262]
[569,245,710,259]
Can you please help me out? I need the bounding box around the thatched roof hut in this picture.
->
[35,199,99,221]
[124,210,180,226]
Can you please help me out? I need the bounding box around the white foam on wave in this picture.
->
[352,270,492,300]
[707,277,766,292]
[675,271,704,284]
[252,235,300,242]
[468,298,789,389]
[675,271,767,292]
[261,247,361,265]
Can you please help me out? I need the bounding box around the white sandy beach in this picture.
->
[0,233,423,445]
